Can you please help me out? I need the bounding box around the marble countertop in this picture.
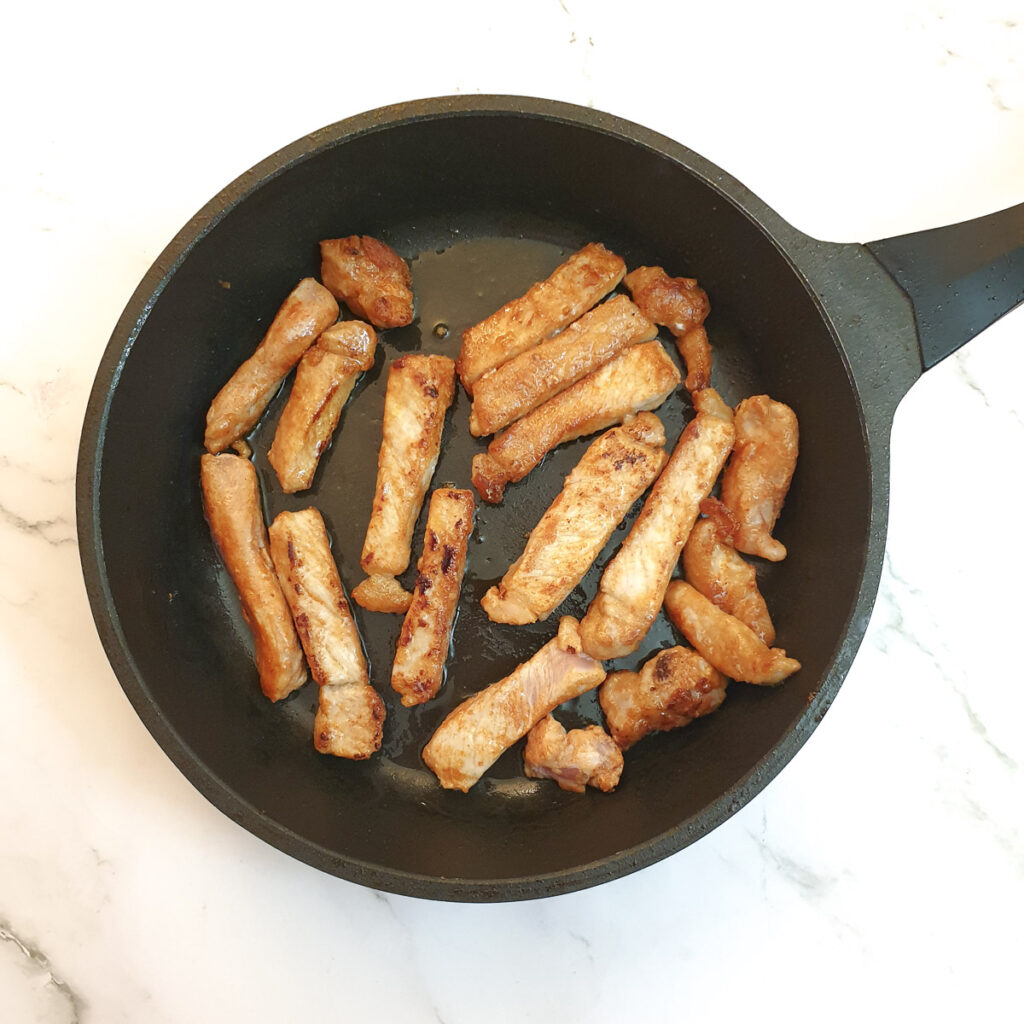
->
[3,1,1022,1020]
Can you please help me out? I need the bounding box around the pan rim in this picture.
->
[76,94,878,902]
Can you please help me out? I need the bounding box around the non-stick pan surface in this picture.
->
[76,96,1016,901]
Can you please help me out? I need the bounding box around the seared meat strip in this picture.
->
[579,388,736,660]
[391,488,475,707]
[523,716,623,793]
[456,242,626,392]
[682,510,775,645]
[352,354,456,613]
[267,320,378,493]
[319,235,414,329]
[624,265,712,392]
[482,413,668,624]
[720,395,799,561]
[422,617,606,792]
[268,507,383,759]
[200,453,307,701]
[468,294,657,437]
[471,340,680,504]
[664,581,801,685]
[599,646,727,750]
[204,278,338,453]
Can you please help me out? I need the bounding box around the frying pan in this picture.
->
[76,95,1024,902]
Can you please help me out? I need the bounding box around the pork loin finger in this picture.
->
[664,580,801,685]
[422,617,606,792]
[268,507,383,759]
[267,320,378,493]
[200,453,307,702]
[204,278,338,453]
[391,488,475,707]
[579,388,735,661]
[456,242,626,392]
[471,340,680,504]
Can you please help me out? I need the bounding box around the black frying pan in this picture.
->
[76,96,1024,902]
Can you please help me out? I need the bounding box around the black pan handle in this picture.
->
[866,202,1024,370]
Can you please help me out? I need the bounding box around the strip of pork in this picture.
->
[319,235,414,329]
[468,294,657,437]
[599,646,727,750]
[200,453,307,701]
[624,265,712,392]
[352,354,456,613]
[267,508,383,759]
[579,388,736,660]
[481,413,668,625]
[720,395,799,561]
[422,617,606,792]
[523,716,623,793]
[204,278,338,453]
[471,340,680,504]
[267,320,378,493]
[455,242,626,392]
[682,512,775,645]
[391,488,475,707]
[664,581,801,685]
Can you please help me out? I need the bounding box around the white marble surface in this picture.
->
[3,1,1023,1020]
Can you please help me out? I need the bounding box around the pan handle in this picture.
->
[866,202,1024,370]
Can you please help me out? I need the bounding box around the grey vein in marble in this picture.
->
[0,503,77,547]
[0,918,84,1023]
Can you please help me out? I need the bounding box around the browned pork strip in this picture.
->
[481,413,667,624]
[204,278,338,453]
[267,320,378,493]
[523,716,623,793]
[471,340,680,504]
[664,581,801,685]
[391,488,475,707]
[352,354,456,613]
[682,511,775,645]
[456,242,626,392]
[268,507,383,759]
[579,388,735,661]
[422,617,606,792]
[468,294,657,436]
[720,395,799,562]
[319,235,414,329]
[624,265,712,392]
[599,646,727,750]
[200,453,307,701]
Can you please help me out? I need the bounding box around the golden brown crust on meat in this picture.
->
[456,242,626,391]
[600,646,727,750]
[314,682,385,760]
[267,321,378,493]
[200,453,307,701]
[624,266,712,392]
[683,515,775,645]
[355,354,456,599]
[720,395,799,562]
[267,507,382,759]
[481,413,668,624]
[204,278,338,453]
[471,340,681,504]
[422,617,606,792]
[623,265,710,336]
[391,489,475,707]
[578,389,736,661]
[319,235,414,329]
[523,716,623,793]
[351,573,413,614]
[468,294,657,436]
[664,580,801,685]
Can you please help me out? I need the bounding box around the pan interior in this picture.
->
[90,111,870,892]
